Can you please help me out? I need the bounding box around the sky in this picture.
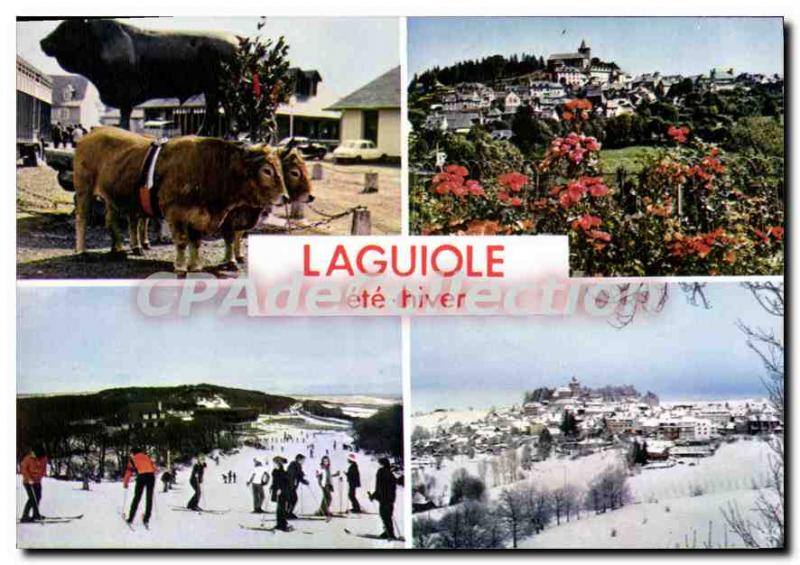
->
[408,17,784,79]
[17,17,399,100]
[412,282,784,412]
[17,286,401,398]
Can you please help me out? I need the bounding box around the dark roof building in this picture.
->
[327,66,401,110]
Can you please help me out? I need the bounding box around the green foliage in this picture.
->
[218,34,293,141]
[352,404,403,459]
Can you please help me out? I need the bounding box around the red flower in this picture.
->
[252,73,262,98]
[576,214,602,231]
[465,180,485,196]
[667,125,690,144]
[769,226,784,240]
[509,196,524,207]
[445,165,469,178]
[497,172,529,192]
[589,230,612,242]
[498,191,511,203]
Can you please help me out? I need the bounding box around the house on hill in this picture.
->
[326,66,401,160]
[50,74,103,128]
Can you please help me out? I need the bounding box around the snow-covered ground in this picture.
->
[414,437,777,548]
[18,422,405,549]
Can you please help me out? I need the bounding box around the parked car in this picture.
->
[276,136,328,160]
[332,139,385,164]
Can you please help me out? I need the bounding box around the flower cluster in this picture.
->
[667,125,690,144]
[430,165,485,198]
[542,133,601,169]
[496,172,530,207]
[666,228,732,259]
[754,225,784,244]
[570,213,612,247]
[549,176,610,209]
[562,99,593,122]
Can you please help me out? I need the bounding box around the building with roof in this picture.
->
[326,66,401,159]
[101,68,340,141]
[50,74,103,128]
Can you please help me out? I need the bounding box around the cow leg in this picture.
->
[74,189,93,254]
[234,232,246,264]
[171,224,189,274]
[106,206,126,258]
[187,237,204,273]
[139,218,151,250]
[119,106,132,131]
[222,226,238,271]
[129,213,143,256]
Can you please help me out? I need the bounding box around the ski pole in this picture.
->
[121,484,129,519]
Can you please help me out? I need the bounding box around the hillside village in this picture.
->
[412,39,784,138]
[412,377,781,470]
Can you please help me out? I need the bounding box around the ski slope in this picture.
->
[17,428,405,549]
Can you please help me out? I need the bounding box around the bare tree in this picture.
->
[722,281,784,549]
[496,484,532,548]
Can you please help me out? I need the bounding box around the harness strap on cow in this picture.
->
[138,138,168,218]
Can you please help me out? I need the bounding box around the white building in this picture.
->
[327,66,401,160]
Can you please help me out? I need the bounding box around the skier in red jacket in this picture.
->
[123,447,157,528]
[19,445,47,522]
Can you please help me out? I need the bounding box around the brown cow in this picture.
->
[220,147,314,269]
[73,127,286,273]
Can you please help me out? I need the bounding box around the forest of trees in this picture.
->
[411,53,547,91]
[414,464,631,549]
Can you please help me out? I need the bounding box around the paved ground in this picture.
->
[16,159,401,279]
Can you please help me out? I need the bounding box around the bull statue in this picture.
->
[40,18,238,135]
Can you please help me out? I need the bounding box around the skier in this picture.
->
[286,454,309,519]
[160,469,173,493]
[246,458,269,513]
[19,444,47,522]
[270,456,292,532]
[314,455,340,518]
[187,455,206,511]
[123,447,156,528]
[369,457,398,540]
[345,453,362,513]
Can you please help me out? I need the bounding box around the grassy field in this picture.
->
[600,145,662,175]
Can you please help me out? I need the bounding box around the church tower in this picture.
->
[578,39,591,69]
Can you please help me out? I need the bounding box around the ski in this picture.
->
[17,518,72,525]
[239,524,277,533]
[343,528,405,542]
[41,514,84,521]
[169,505,230,515]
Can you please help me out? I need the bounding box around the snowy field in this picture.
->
[414,436,776,548]
[18,421,405,549]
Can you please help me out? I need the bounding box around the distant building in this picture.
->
[50,74,103,128]
[327,66,401,158]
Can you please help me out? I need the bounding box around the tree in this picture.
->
[560,410,578,437]
[352,404,403,459]
[585,465,630,514]
[722,281,784,548]
[218,32,293,142]
[496,485,532,548]
[449,468,486,505]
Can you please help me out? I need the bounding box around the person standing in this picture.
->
[187,455,206,511]
[19,445,47,523]
[270,456,292,532]
[123,447,156,528]
[286,454,309,519]
[345,453,362,513]
[51,122,63,149]
[370,457,398,540]
[314,455,340,518]
[246,459,269,513]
